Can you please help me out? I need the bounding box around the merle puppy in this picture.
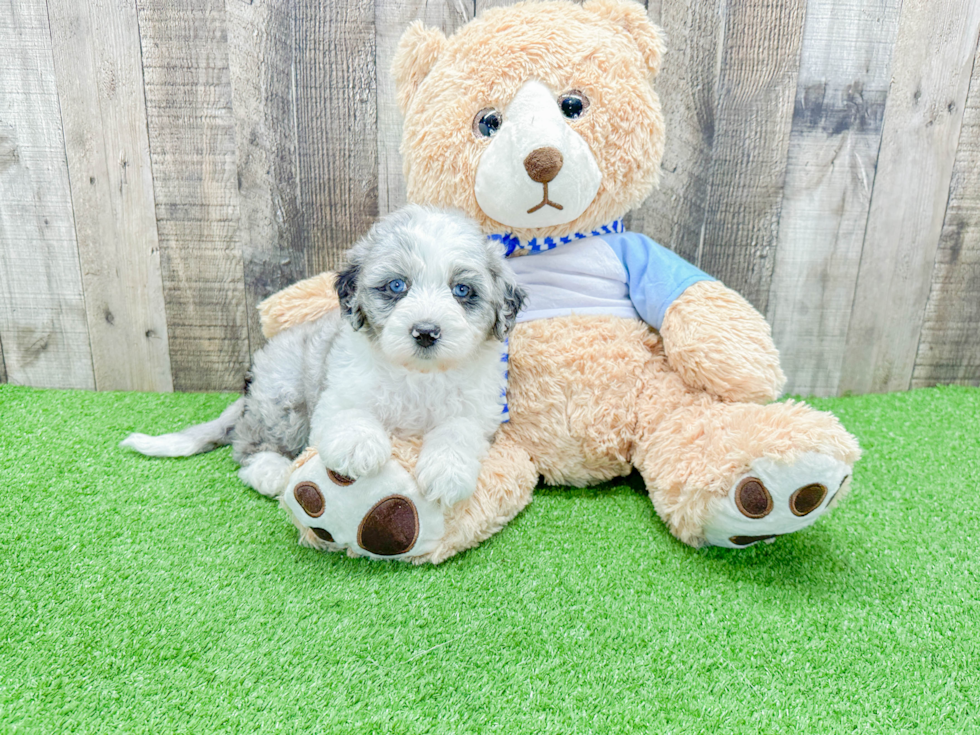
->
[123,205,525,506]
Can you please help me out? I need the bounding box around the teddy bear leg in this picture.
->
[412,430,539,564]
[632,397,861,548]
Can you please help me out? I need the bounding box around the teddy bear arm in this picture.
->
[660,280,786,404]
[258,272,340,339]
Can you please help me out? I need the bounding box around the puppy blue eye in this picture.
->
[452,284,471,298]
[387,279,406,294]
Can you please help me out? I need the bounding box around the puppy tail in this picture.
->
[120,397,244,457]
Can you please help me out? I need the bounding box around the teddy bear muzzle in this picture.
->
[473,80,601,228]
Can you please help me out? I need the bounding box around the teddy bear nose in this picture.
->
[524,147,564,183]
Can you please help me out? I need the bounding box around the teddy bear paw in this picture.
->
[702,452,852,548]
[280,454,445,560]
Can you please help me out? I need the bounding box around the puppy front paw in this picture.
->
[317,428,392,479]
[415,448,480,508]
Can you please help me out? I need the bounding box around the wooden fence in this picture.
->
[1,0,979,396]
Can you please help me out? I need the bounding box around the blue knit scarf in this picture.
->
[488,220,624,257]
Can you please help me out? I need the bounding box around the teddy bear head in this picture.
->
[394,0,665,244]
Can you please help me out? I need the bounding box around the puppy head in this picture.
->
[335,205,526,372]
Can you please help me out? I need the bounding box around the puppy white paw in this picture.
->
[415,448,480,507]
[703,452,852,548]
[317,428,392,479]
[238,451,295,497]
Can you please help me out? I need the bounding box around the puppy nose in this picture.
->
[524,147,563,183]
[411,323,441,348]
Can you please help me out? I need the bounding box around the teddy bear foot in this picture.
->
[702,452,852,548]
[280,454,445,560]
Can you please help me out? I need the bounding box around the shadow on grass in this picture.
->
[264,467,889,607]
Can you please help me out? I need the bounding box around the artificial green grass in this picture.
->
[1,384,978,734]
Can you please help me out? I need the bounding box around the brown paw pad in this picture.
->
[311,527,334,542]
[327,469,355,486]
[294,482,325,518]
[735,478,773,518]
[729,534,777,546]
[357,495,419,556]
[790,483,827,516]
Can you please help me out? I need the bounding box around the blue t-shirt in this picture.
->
[505,230,713,330]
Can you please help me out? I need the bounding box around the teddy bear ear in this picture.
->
[583,0,665,78]
[392,21,448,115]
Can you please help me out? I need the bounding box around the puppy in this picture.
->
[122,205,525,507]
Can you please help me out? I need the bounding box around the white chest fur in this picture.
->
[325,328,506,438]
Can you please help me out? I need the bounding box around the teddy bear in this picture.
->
[262,0,861,562]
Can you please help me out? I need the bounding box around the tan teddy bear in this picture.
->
[266,0,861,562]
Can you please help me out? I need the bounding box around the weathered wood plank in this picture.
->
[766,0,902,397]
[376,0,471,217]
[475,0,523,9]
[694,0,807,312]
[840,0,980,394]
[47,0,172,391]
[627,0,724,264]
[476,0,590,12]
[0,0,95,389]
[912,49,980,388]
[0,336,6,383]
[632,0,806,315]
[294,0,378,276]
[227,0,304,355]
[136,0,249,390]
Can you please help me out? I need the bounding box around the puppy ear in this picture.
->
[493,280,527,342]
[392,21,447,115]
[334,261,366,331]
[583,0,665,78]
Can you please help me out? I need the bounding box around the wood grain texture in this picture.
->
[47,0,172,391]
[840,0,980,394]
[474,0,523,9]
[912,49,980,388]
[0,336,6,383]
[227,0,304,355]
[474,0,593,13]
[644,0,658,22]
[376,0,471,217]
[136,0,249,390]
[694,0,807,312]
[626,0,724,264]
[294,0,378,276]
[0,0,95,389]
[766,0,902,397]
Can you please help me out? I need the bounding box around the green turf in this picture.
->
[1,384,978,733]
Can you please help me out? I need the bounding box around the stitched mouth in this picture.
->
[527,182,563,214]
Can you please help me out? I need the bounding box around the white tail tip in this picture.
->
[120,432,211,457]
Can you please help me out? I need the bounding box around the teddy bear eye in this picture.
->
[558,90,590,119]
[473,108,502,138]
